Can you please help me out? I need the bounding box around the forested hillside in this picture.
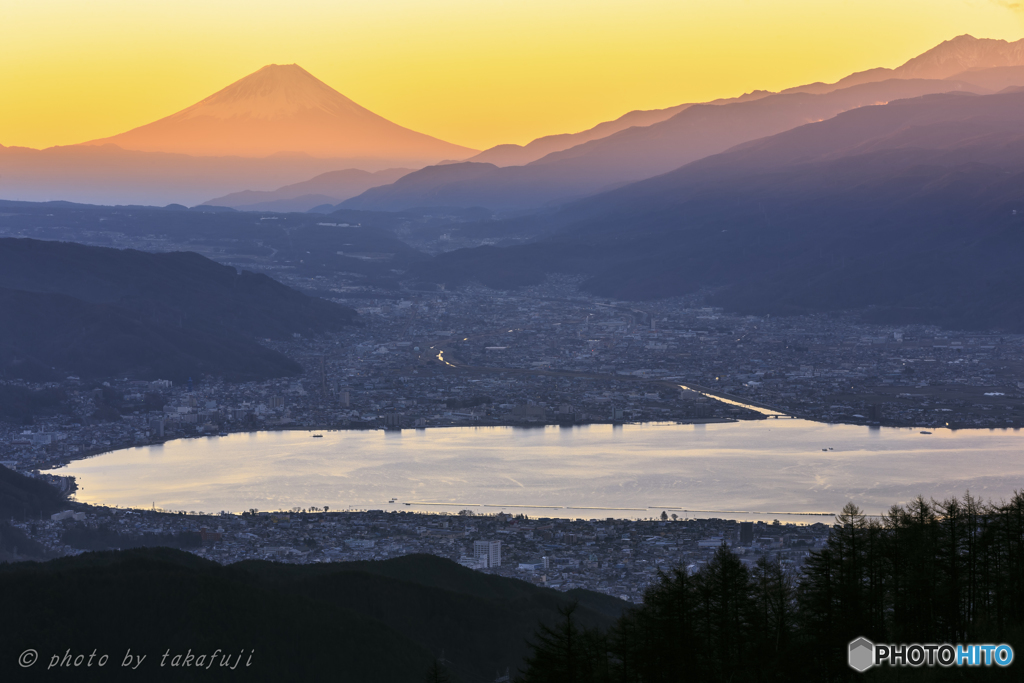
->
[517,493,1024,682]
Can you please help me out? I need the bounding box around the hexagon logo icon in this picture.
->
[848,637,874,672]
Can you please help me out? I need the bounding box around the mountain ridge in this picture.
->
[459,35,1024,169]
[341,76,999,212]
[465,90,775,167]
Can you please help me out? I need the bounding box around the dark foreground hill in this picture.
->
[0,239,356,381]
[0,548,625,683]
[0,238,355,339]
[0,465,66,522]
[0,287,301,381]
[0,467,66,562]
[414,90,1024,332]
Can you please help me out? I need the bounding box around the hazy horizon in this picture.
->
[3,1,1023,152]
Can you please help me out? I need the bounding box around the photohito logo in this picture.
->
[849,638,1014,671]
[848,638,874,672]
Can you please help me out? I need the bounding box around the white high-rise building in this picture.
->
[473,540,502,568]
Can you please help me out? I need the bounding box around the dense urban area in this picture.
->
[4,276,1023,596]
[8,505,826,603]
[4,278,1024,472]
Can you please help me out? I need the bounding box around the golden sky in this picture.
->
[2,0,1022,151]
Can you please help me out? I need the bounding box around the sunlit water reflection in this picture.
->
[54,420,1024,523]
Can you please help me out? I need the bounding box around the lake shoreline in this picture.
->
[51,420,1024,523]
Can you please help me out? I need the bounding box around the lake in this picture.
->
[53,420,1024,523]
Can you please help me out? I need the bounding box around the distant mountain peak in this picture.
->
[780,34,1024,96]
[894,34,1024,80]
[78,65,476,161]
[183,63,368,122]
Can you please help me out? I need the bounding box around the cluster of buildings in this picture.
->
[9,506,828,602]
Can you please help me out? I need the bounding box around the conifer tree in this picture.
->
[517,603,592,683]
[423,658,451,683]
[694,543,752,681]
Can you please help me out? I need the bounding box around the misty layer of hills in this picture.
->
[201,167,413,212]
[341,71,1024,212]
[413,89,1024,331]
[0,144,421,208]
[0,239,356,382]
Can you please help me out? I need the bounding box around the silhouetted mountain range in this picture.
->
[412,89,1024,331]
[462,35,1024,169]
[340,36,1024,213]
[341,75,1010,212]
[464,91,773,168]
[0,239,356,381]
